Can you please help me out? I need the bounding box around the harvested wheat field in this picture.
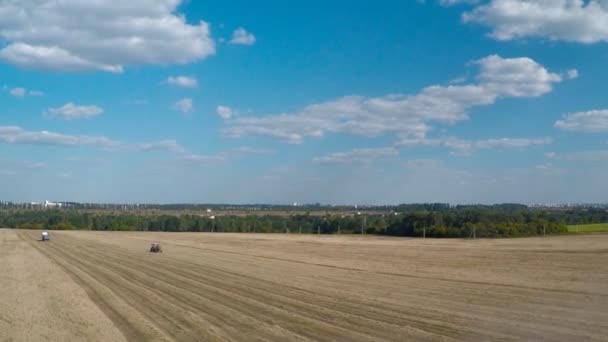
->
[1,229,607,341]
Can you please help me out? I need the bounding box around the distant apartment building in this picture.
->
[44,200,62,208]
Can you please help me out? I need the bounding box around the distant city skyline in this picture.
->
[1,1,607,204]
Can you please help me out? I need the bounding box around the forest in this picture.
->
[2,204,605,238]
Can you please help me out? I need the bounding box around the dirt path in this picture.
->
[0,229,127,342]
[8,230,608,341]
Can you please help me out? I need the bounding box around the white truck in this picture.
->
[41,231,50,241]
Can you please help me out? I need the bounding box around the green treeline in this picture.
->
[0,205,592,237]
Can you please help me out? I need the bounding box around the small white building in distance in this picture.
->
[206,208,212,213]
[44,201,62,208]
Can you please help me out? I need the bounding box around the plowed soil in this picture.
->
[2,229,607,341]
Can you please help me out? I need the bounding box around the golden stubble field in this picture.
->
[1,229,607,341]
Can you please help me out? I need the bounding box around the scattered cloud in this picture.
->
[167,76,198,88]
[399,136,552,155]
[555,110,608,133]
[180,154,225,164]
[439,0,479,6]
[535,163,553,170]
[231,146,276,155]
[473,55,562,97]
[9,87,25,97]
[64,156,106,165]
[229,27,256,45]
[0,159,47,177]
[313,147,399,164]
[223,55,564,144]
[4,86,44,97]
[532,162,567,176]
[172,98,193,113]
[58,172,72,180]
[463,0,608,43]
[136,140,186,154]
[0,159,47,170]
[546,150,608,162]
[127,99,148,105]
[0,126,119,149]
[449,76,467,84]
[404,159,445,169]
[0,0,215,72]
[471,137,553,149]
[216,105,233,119]
[566,69,579,80]
[46,103,103,120]
[0,125,183,153]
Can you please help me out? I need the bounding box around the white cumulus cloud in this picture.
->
[229,27,256,45]
[172,98,193,113]
[167,76,198,88]
[223,55,564,144]
[566,69,579,80]
[46,103,103,120]
[216,105,233,119]
[555,110,608,133]
[0,0,215,72]
[463,0,608,44]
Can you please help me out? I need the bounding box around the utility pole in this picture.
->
[423,227,426,239]
[383,216,387,234]
[317,225,320,235]
[543,224,546,237]
[362,215,367,235]
[473,226,476,239]
[299,225,302,234]
[338,225,341,235]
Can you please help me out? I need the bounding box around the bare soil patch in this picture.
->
[0,229,126,342]
[5,229,608,341]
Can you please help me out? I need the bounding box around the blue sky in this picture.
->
[1,0,608,204]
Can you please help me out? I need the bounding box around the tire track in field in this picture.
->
[22,232,408,341]
[25,232,240,342]
[159,241,608,298]
[131,241,608,341]
[53,241,332,341]
[52,234,593,341]
[73,241,468,341]
[20,231,176,342]
[125,235,608,339]
[43,233,458,341]
[78,242,570,342]
[21,231,608,342]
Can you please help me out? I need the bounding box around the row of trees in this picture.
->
[0,206,575,238]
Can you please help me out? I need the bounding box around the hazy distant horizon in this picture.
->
[4,200,607,208]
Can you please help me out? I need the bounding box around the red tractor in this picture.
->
[149,243,162,253]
